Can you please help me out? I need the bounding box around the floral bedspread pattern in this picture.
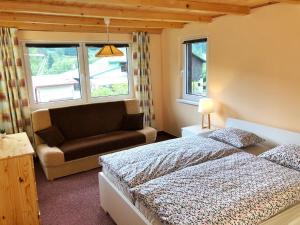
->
[131,152,300,225]
[100,136,239,188]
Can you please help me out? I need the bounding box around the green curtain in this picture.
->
[132,32,155,127]
[0,27,32,139]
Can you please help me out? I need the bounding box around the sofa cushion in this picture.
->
[122,113,144,130]
[36,126,65,147]
[49,101,127,140]
[60,131,146,161]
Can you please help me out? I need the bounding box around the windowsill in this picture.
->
[176,99,198,106]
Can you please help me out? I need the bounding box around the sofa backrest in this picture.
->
[32,99,140,145]
[50,101,127,140]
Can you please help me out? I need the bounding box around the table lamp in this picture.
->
[198,98,215,129]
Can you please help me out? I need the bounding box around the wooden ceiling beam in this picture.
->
[276,0,300,3]
[0,21,163,34]
[0,1,213,23]
[0,12,185,28]
[60,0,250,15]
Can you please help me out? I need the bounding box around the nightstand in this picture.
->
[181,125,216,137]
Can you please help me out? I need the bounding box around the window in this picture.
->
[86,44,130,98]
[24,43,132,109]
[183,38,208,101]
[26,44,82,103]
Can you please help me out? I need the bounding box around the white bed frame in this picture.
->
[99,118,300,225]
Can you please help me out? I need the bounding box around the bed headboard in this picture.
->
[226,118,300,146]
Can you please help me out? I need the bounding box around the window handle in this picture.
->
[180,70,184,77]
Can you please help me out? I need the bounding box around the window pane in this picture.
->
[87,47,129,98]
[27,46,81,103]
[186,40,207,96]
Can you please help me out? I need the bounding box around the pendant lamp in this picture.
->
[95,18,124,57]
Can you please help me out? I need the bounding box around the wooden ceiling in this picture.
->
[0,0,298,34]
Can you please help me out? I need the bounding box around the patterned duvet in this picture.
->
[100,136,239,189]
[131,152,300,225]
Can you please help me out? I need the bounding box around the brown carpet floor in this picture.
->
[35,132,176,225]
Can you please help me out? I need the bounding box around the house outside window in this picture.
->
[23,43,132,109]
[182,38,208,102]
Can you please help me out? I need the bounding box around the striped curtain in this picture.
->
[0,28,32,139]
[132,32,155,127]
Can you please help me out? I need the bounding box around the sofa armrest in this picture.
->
[36,144,65,167]
[31,109,52,146]
[137,127,157,143]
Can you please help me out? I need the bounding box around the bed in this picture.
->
[99,118,300,225]
[131,152,300,225]
[100,135,239,202]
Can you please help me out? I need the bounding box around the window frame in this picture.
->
[182,37,208,102]
[22,41,134,110]
[83,43,134,104]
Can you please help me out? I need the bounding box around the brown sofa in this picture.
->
[32,99,157,180]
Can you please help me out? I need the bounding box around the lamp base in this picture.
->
[201,114,211,130]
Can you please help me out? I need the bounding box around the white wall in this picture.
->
[161,3,300,136]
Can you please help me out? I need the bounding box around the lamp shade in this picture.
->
[198,98,215,114]
[95,45,124,57]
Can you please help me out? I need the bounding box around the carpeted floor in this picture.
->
[35,163,116,225]
[35,132,176,225]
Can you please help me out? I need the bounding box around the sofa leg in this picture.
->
[46,177,54,181]
[46,174,55,181]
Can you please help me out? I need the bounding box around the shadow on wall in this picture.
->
[209,69,244,127]
[212,101,241,128]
